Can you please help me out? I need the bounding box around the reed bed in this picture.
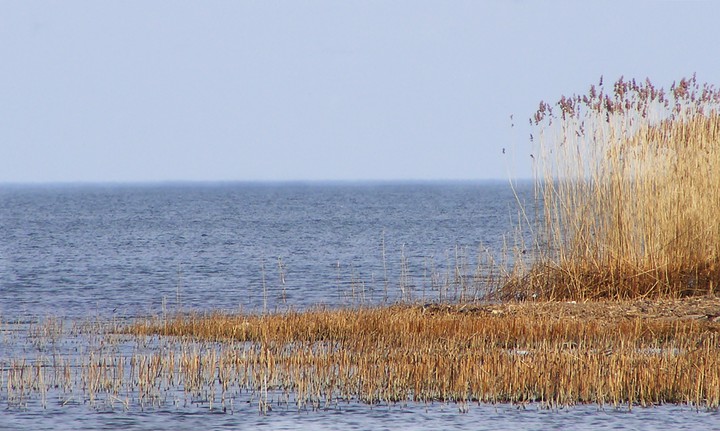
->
[503,75,720,300]
[3,299,720,411]
[117,298,720,410]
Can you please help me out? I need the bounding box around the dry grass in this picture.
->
[503,75,720,300]
[4,300,720,411]
[121,297,720,409]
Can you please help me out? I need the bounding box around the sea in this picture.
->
[0,181,717,430]
[0,181,535,319]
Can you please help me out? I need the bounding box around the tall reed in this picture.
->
[504,75,720,300]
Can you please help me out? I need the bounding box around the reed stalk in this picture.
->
[504,75,720,300]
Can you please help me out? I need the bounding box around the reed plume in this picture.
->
[504,75,720,300]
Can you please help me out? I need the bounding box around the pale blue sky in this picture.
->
[1,1,718,183]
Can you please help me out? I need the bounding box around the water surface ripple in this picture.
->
[0,181,531,319]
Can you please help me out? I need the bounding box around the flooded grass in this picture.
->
[125,298,720,410]
[3,297,720,413]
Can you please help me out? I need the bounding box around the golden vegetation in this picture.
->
[6,299,720,411]
[504,75,720,300]
[118,298,720,409]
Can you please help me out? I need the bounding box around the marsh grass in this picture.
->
[503,75,720,300]
[5,300,720,412]
[117,299,720,410]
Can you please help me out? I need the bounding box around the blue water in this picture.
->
[0,181,533,319]
[2,401,718,431]
[2,181,715,430]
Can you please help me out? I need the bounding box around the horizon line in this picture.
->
[0,177,534,187]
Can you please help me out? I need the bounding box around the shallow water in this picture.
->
[3,401,718,431]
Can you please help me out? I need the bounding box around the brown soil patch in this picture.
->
[416,295,720,321]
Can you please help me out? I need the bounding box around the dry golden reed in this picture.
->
[504,75,720,300]
[123,299,720,409]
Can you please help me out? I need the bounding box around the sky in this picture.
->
[1,1,719,183]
